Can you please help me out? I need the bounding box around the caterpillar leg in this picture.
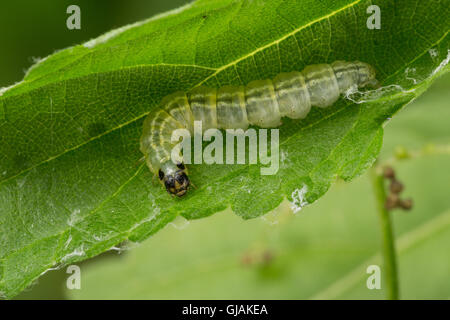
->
[189,180,198,189]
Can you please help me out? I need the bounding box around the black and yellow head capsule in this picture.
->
[158,162,190,197]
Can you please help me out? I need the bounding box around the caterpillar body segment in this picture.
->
[140,61,378,197]
[216,85,248,130]
[273,71,311,119]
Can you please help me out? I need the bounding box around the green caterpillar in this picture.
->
[140,61,378,197]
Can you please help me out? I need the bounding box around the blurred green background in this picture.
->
[2,1,449,300]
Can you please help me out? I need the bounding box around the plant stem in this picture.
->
[370,165,399,300]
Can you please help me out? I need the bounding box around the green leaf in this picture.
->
[65,75,450,299]
[0,0,449,298]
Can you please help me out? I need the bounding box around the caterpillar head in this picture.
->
[355,61,380,88]
[158,162,190,197]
